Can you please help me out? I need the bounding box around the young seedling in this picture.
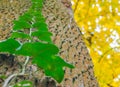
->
[0,0,74,86]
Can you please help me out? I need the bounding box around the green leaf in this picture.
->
[52,56,75,68]
[31,30,52,42]
[15,42,59,57]
[31,0,43,6]
[13,80,33,87]
[11,32,31,39]
[32,22,48,31]
[31,1,43,11]
[0,75,7,79]
[32,55,74,83]
[45,67,64,83]
[19,13,32,22]
[13,20,31,30]
[30,11,42,16]
[34,16,45,23]
[31,12,45,22]
[32,56,64,83]
[0,38,20,53]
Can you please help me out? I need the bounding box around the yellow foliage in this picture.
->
[72,0,120,87]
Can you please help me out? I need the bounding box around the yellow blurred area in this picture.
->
[72,0,120,87]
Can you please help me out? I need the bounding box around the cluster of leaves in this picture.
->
[0,0,74,84]
[72,0,120,87]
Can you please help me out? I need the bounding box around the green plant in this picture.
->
[0,0,74,86]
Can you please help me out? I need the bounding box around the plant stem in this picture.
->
[21,56,30,74]
[3,56,30,87]
[3,26,33,87]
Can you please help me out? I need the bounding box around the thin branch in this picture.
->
[3,73,28,87]
[3,56,30,87]
[21,56,30,74]
[73,0,80,13]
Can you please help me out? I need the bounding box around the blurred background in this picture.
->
[72,0,120,87]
